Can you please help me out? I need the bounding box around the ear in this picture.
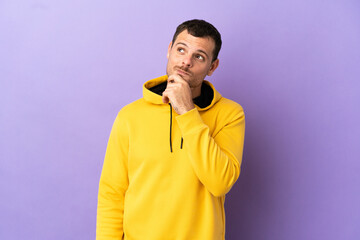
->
[207,59,219,76]
[167,42,172,59]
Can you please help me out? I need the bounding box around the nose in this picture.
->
[182,54,192,67]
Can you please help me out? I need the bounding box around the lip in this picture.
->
[176,69,190,76]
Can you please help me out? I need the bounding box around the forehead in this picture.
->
[173,30,215,56]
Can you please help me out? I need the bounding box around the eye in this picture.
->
[195,55,204,61]
[177,48,185,53]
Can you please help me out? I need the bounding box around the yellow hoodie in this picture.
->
[96,75,245,240]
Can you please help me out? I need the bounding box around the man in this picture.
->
[96,19,245,240]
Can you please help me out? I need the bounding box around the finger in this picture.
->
[162,94,169,104]
[162,90,171,104]
[165,83,180,90]
[167,75,176,84]
[168,74,185,84]
[169,75,189,89]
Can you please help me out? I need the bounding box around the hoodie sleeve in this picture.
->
[176,105,245,197]
[96,111,129,240]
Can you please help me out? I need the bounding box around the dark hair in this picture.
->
[171,19,222,62]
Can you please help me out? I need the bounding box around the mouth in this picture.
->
[175,68,191,77]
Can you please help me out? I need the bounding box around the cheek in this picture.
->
[171,54,179,62]
[171,57,180,67]
[195,66,209,75]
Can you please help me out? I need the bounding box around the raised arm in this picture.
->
[176,106,245,197]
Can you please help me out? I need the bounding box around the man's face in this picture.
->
[166,30,219,90]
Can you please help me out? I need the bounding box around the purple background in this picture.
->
[1,0,359,239]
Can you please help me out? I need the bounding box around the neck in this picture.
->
[191,86,202,99]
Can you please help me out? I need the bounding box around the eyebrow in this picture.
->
[176,42,210,59]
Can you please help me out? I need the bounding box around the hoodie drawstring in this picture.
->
[169,104,183,153]
[169,104,173,152]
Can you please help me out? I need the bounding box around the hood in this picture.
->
[143,75,222,111]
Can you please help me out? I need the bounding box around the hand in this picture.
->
[162,75,195,115]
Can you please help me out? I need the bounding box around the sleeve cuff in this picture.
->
[175,108,206,136]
